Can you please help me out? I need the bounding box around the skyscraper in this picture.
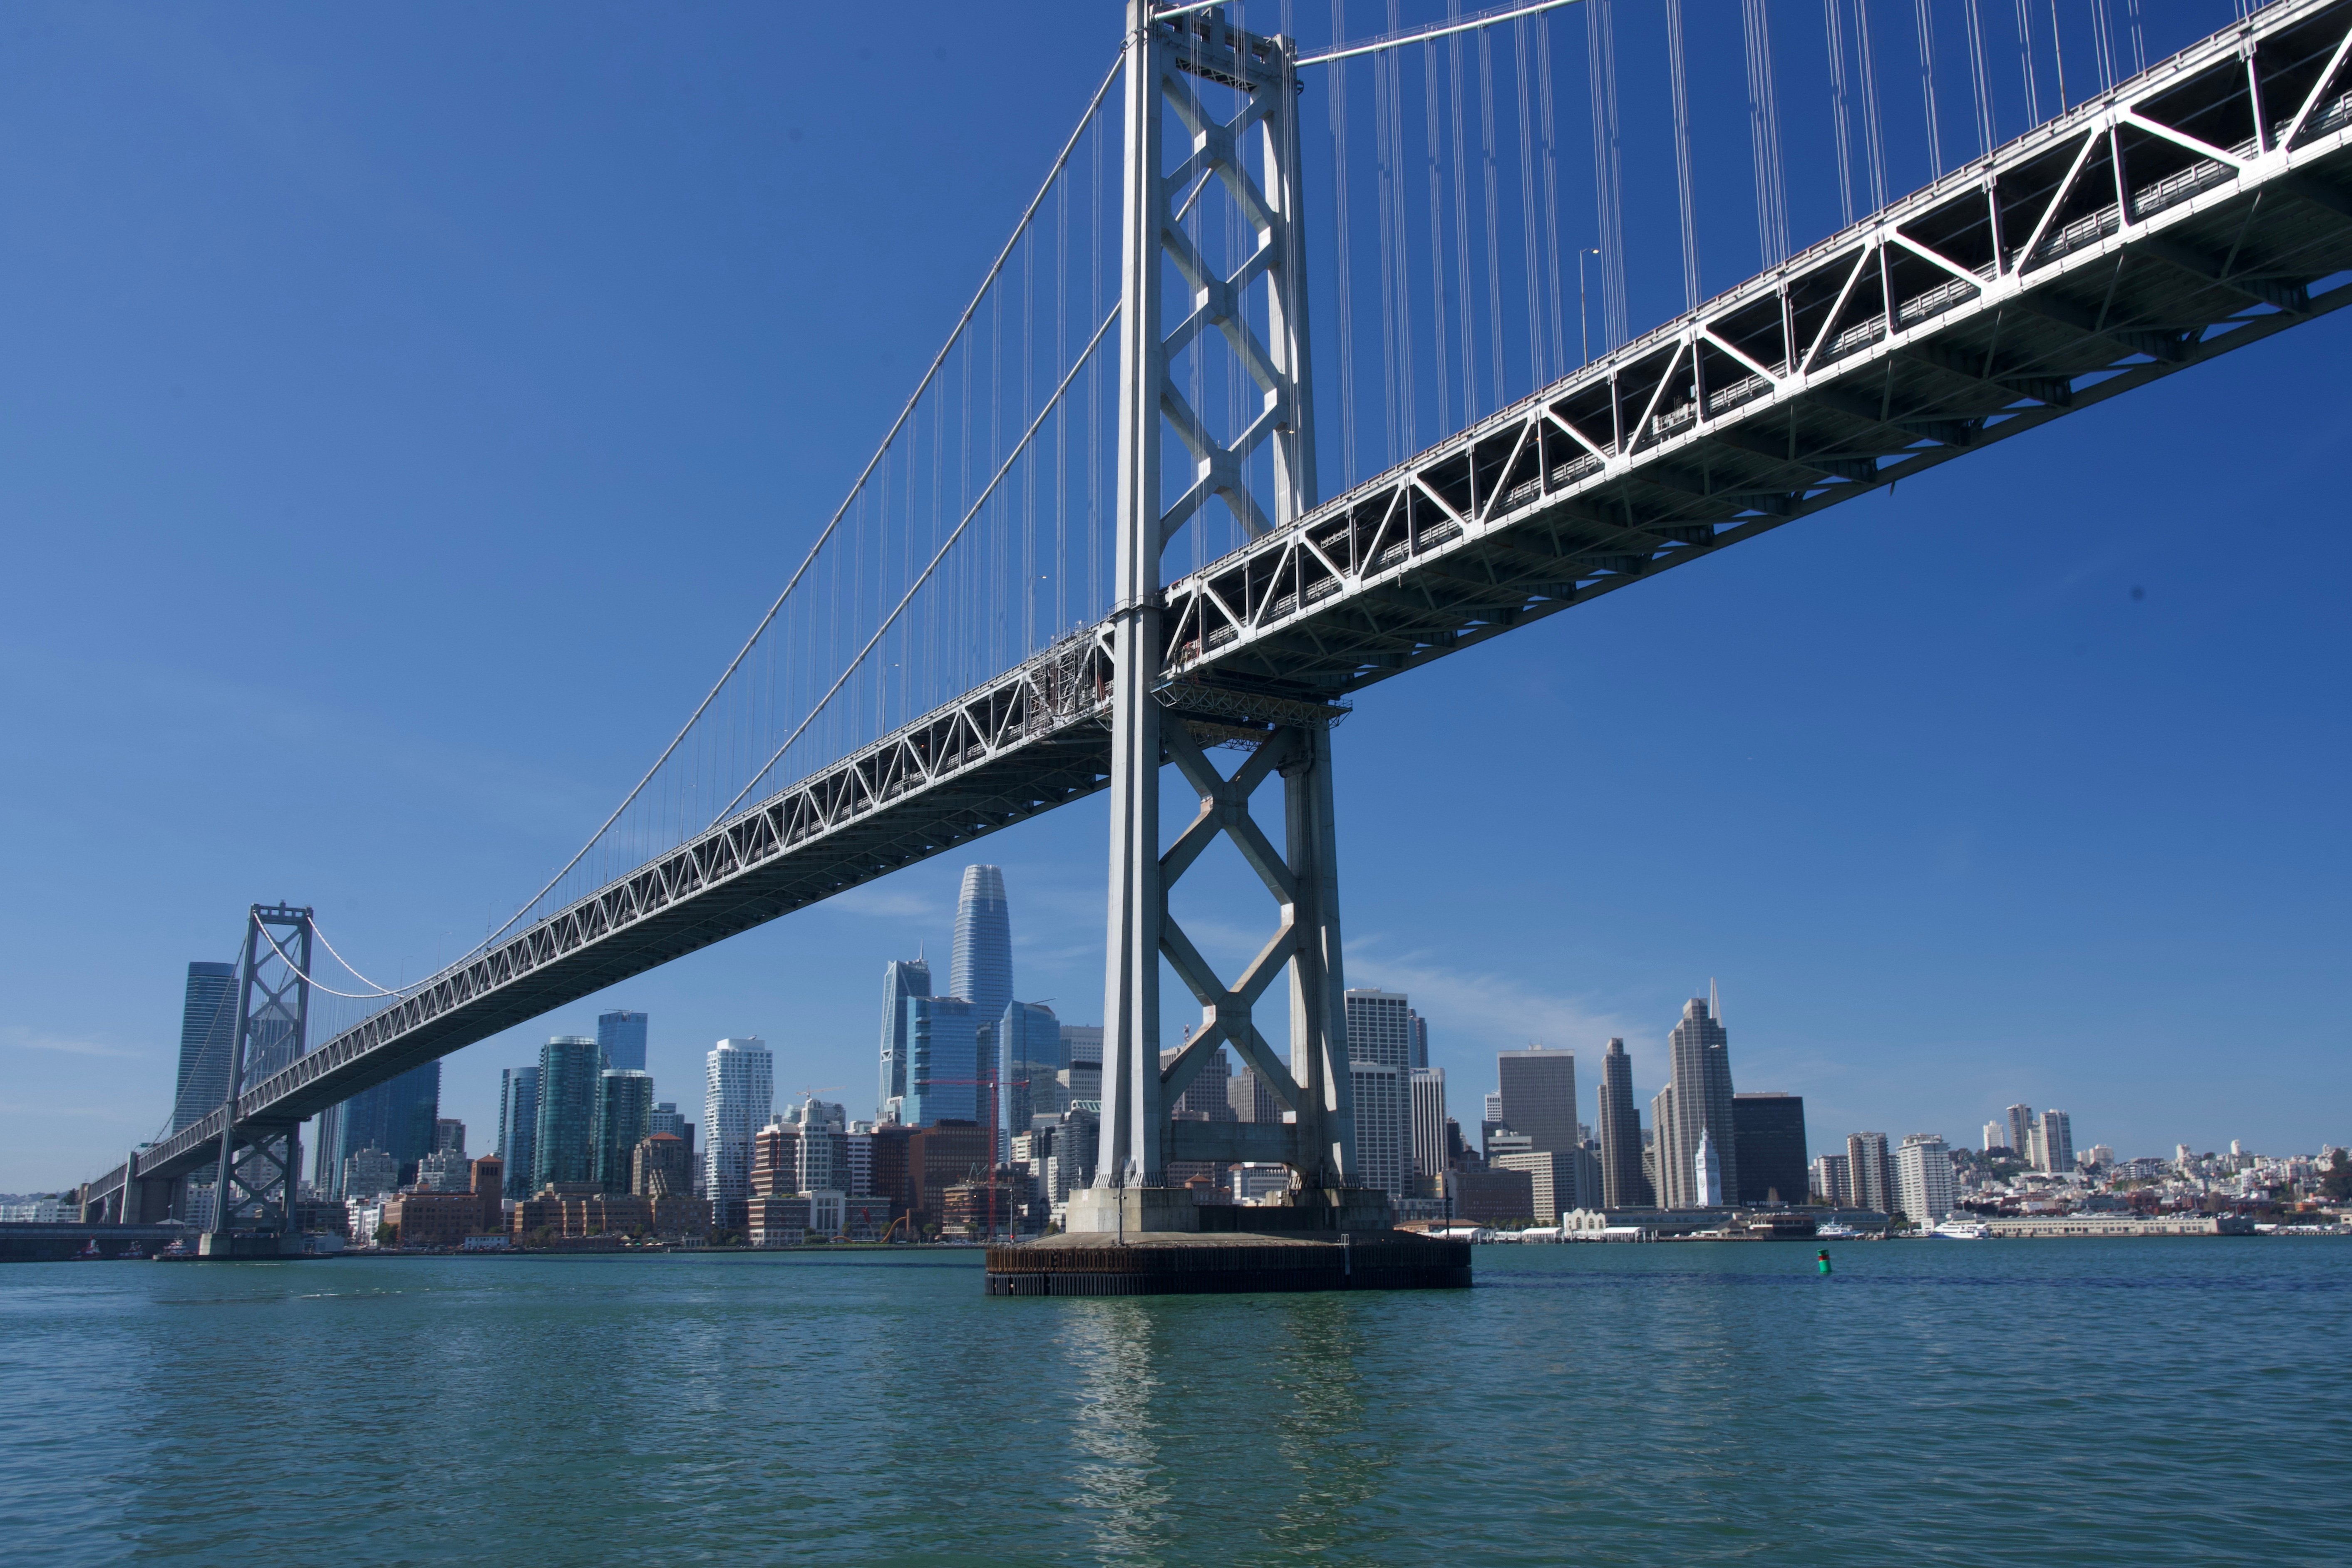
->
[1650,997,1737,1209]
[1811,1152,1851,1206]
[1409,1067,1447,1186]
[595,1070,655,1193]
[1409,1012,1429,1070]
[1596,1039,1651,1208]
[318,1061,442,1194]
[598,1010,648,1074]
[877,958,932,1120]
[1896,1133,1955,1222]
[1731,1092,1808,1205]
[2005,1103,2035,1156]
[2038,1109,2074,1172]
[173,961,238,1132]
[1345,989,1415,1200]
[997,1000,1063,1156]
[950,865,1013,1027]
[499,1065,540,1201]
[903,996,978,1126]
[1982,1120,2004,1152]
[1847,1131,1893,1213]
[1498,1046,1579,1154]
[650,1101,685,1139]
[533,1036,603,1191]
[705,1038,774,1232]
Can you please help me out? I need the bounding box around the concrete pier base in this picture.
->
[985,1228,1471,1297]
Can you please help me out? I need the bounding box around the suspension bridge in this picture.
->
[81,0,2352,1249]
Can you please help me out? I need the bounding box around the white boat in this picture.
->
[1816,1221,1863,1240]
[1932,1219,1990,1239]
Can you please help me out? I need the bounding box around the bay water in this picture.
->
[2,1239,2345,1564]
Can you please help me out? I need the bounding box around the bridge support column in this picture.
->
[1072,2,1381,1237]
[208,904,314,1238]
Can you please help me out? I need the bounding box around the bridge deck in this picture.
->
[91,0,2352,1201]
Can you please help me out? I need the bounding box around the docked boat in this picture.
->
[1816,1221,1863,1240]
[1932,1219,1990,1239]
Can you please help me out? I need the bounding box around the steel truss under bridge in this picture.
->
[82,0,2352,1218]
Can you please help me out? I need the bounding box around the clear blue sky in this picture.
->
[2,2,2343,1191]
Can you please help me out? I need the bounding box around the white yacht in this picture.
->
[1931,1218,1990,1239]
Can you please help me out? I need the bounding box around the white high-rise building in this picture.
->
[1982,1120,2004,1153]
[1483,1092,1505,1127]
[704,1038,773,1233]
[1345,989,1414,1199]
[1896,1133,1956,1223]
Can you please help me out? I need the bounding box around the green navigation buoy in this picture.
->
[1816,1248,1833,1276]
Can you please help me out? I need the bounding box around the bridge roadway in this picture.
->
[89,0,2352,1205]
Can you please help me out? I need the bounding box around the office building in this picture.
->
[1983,1120,2005,1152]
[1650,997,1737,1210]
[704,1037,773,1233]
[649,1101,685,1138]
[877,958,932,1121]
[2038,1109,2074,1173]
[1349,1060,1409,1199]
[533,1036,603,1191]
[1494,1150,1584,1222]
[1229,1066,1280,1124]
[2006,1104,2036,1156]
[1595,1038,1651,1208]
[633,1131,693,1198]
[951,865,1014,1028]
[1483,1092,1504,1127]
[340,1146,397,1198]
[1451,1165,1535,1224]
[318,1060,441,1194]
[1170,1043,1237,1120]
[598,1010,648,1074]
[1847,1131,1894,1213]
[1731,1092,1808,1205]
[1811,1152,1851,1206]
[904,996,978,1126]
[908,1122,992,1232]
[1497,1046,1579,1156]
[997,1000,1064,1156]
[1409,1012,1429,1070]
[595,1070,655,1194]
[1896,1133,1956,1223]
[414,1148,472,1192]
[1061,1025,1104,1109]
[173,961,238,1132]
[1409,1068,1447,1185]
[499,1066,541,1201]
[1347,990,1414,1202]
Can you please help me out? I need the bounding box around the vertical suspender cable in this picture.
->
[1964,0,1995,156]
[1742,0,1790,268]
[1534,14,1568,377]
[2047,0,2069,111]
[1514,15,1545,386]
[1827,0,1857,227]
[2015,0,2041,126]
[1389,10,1417,458]
[1666,0,1701,314]
[1374,39,1402,464]
[2125,0,2144,77]
[1424,38,1453,436]
[1916,0,1944,178]
[1856,0,1889,211]
[1330,1,1361,485]
[1587,0,1625,352]
[2090,1,2116,93]
[1481,22,1508,399]
[1447,9,1479,421]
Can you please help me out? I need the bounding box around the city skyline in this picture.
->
[3,10,2347,1191]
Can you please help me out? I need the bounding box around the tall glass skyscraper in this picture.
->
[317,1060,442,1194]
[704,1038,773,1231]
[595,1069,655,1193]
[173,961,238,1132]
[598,1010,648,1074]
[877,958,931,1119]
[533,1036,602,1190]
[950,866,1012,1027]
[499,1065,541,1199]
[904,997,977,1126]
[996,1000,1062,1158]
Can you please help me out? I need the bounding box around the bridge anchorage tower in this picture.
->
[1063,2,1388,1241]
[194,903,315,1257]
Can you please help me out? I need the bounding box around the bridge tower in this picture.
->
[197,903,315,1253]
[1072,3,1380,1234]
